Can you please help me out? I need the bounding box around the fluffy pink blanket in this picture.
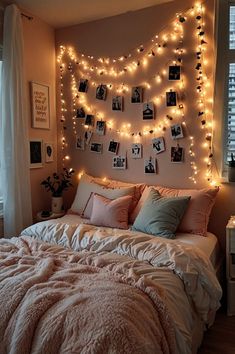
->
[0,236,175,354]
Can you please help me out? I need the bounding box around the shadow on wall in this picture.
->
[209,184,235,253]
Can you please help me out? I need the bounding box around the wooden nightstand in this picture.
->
[36,211,65,222]
[226,216,235,316]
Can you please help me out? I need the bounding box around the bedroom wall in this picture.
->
[22,12,57,218]
[54,0,230,249]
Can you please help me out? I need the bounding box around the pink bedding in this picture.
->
[0,236,175,354]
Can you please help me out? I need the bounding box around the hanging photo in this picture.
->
[143,102,154,120]
[78,79,88,93]
[45,143,54,162]
[96,84,107,100]
[112,96,123,111]
[84,130,93,145]
[169,65,181,80]
[131,86,143,103]
[96,121,106,135]
[85,114,94,126]
[76,136,85,150]
[152,137,165,154]
[112,156,127,169]
[131,143,142,159]
[171,146,184,163]
[76,107,86,118]
[144,158,156,174]
[29,140,43,169]
[108,140,119,154]
[170,124,184,139]
[166,91,177,107]
[90,142,103,154]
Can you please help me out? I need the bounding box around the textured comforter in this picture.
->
[0,216,222,354]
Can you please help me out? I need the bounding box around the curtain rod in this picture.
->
[21,13,33,21]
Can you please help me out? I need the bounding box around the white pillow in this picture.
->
[71,174,135,218]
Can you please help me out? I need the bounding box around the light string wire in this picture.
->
[58,2,215,185]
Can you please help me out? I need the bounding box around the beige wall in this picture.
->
[22,13,56,218]
[55,0,234,248]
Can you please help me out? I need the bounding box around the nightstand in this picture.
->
[226,216,235,316]
[36,211,65,222]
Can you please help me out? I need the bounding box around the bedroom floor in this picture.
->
[198,309,235,353]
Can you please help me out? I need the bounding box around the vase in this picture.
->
[51,196,64,214]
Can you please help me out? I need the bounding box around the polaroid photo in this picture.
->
[78,79,88,93]
[112,156,127,170]
[90,142,103,154]
[170,124,184,139]
[152,137,165,154]
[131,143,142,159]
[171,146,184,163]
[169,65,181,81]
[45,143,54,163]
[96,120,106,135]
[76,136,85,150]
[84,130,93,145]
[96,84,107,100]
[144,158,156,174]
[166,91,177,107]
[112,96,123,111]
[85,114,94,126]
[131,86,143,103]
[143,102,154,120]
[108,140,119,154]
[76,107,86,118]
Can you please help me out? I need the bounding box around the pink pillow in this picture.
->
[89,194,132,229]
[131,186,219,236]
[156,186,219,236]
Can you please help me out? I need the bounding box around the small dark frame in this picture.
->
[171,146,184,163]
[169,65,181,81]
[96,84,107,100]
[166,91,177,107]
[30,140,43,168]
[78,79,88,93]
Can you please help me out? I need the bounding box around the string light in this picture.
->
[57,2,216,186]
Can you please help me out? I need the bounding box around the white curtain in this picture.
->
[0,4,32,237]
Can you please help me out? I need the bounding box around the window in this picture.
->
[226,5,235,164]
[0,60,2,217]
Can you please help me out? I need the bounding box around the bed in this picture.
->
[0,175,223,354]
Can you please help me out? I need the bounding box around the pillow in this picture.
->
[155,186,219,236]
[70,174,135,217]
[106,178,146,219]
[132,185,219,236]
[132,188,190,239]
[89,194,132,229]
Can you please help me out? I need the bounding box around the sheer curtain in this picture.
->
[0,4,32,237]
[0,61,2,217]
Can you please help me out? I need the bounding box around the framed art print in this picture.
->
[31,82,50,129]
[45,142,54,162]
[29,140,43,168]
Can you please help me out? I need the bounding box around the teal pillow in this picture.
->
[132,188,190,239]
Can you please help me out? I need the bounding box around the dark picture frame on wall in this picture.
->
[45,142,54,163]
[168,65,181,81]
[29,140,43,168]
[166,91,177,107]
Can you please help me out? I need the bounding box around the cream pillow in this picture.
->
[71,174,135,217]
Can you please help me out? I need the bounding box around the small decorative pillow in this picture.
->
[89,194,132,229]
[70,173,135,217]
[132,188,190,239]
